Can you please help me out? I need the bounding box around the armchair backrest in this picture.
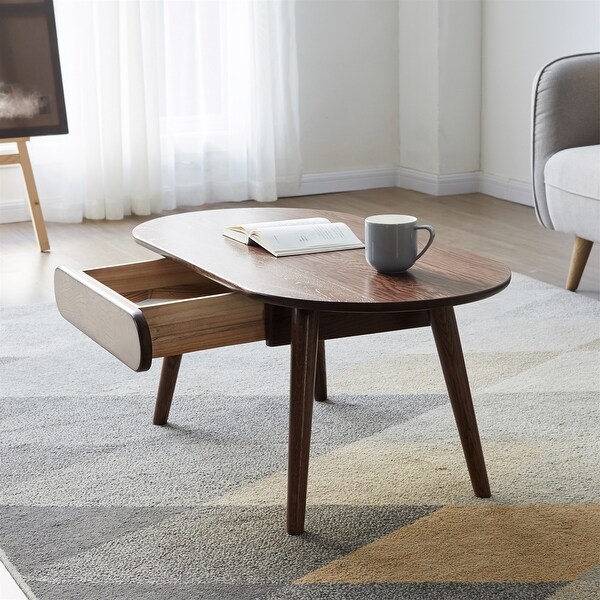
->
[531,52,600,229]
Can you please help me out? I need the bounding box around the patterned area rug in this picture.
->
[0,272,599,600]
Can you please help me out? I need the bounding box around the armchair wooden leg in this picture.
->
[153,354,182,425]
[566,236,593,292]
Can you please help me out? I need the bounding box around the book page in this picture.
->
[251,222,363,255]
[234,217,329,235]
[223,217,330,244]
[245,217,329,232]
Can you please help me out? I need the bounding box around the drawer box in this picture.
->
[55,258,265,372]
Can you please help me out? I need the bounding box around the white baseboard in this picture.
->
[298,167,534,207]
[0,197,81,224]
[395,167,480,196]
[478,173,534,207]
[297,168,397,196]
[0,199,30,224]
[0,168,534,224]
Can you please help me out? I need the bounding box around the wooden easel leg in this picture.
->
[16,139,50,252]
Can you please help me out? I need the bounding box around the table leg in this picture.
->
[430,306,491,498]
[153,354,182,425]
[287,308,320,535]
[315,340,327,402]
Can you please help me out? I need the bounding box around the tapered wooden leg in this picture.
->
[566,236,593,292]
[315,340,327,402]
[287,309,320,535]
[430,307,490,498]
[153,355,182,425]
[16,139,50,252]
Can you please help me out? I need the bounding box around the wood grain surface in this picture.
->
[264,305,431,346]
[55,259,266,372]
[153,355,183,425]
[133,208,511,311]
[287,308,320,534]
[430,306,491,498]
[567,236,594,292]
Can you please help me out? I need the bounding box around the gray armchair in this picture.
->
[532,52,600,291]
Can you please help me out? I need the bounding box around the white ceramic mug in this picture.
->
[365,214,435,273]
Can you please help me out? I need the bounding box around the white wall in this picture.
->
[398,0,439,174]
[300,0,599,198]
[295,0,399,174]
[438,0,482,174]
[398,0,481,176]
[481,0,600,185]
[0,158,30,223]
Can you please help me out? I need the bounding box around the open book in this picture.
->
[222,217,365,257]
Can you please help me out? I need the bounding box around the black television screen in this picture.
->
[0,0,68,138]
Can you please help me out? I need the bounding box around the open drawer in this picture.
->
[55,258,265,372]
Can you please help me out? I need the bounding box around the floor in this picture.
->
[0,187,598,599]
[0,564,28,600]
[0,187,599,307]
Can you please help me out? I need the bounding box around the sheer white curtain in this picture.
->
[30,0,301,222]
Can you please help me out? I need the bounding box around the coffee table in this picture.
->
[130,207,511,535]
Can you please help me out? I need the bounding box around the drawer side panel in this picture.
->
[143,293,265,357]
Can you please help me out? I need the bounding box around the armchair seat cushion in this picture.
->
[544,144,600,242]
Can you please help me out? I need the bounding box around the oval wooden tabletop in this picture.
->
[133,208,511,312]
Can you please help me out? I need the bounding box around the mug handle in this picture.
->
[414,225,435,261]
